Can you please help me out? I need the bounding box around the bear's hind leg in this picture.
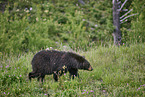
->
[29,72,40,81]
[41,75,45,83]
[37,73,45,83]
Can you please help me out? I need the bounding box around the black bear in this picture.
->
[29,50,93,82]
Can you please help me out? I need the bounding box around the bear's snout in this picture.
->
[88,66,93,71]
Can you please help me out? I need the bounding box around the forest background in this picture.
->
[0,0,144,53]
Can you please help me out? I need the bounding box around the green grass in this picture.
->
[0,43,145,97]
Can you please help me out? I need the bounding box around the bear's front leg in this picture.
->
[68,68,79,79]
[53,71,58,81]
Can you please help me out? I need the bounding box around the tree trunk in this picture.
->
[113,0,122,46]
[78,0,85,5]
[0,1,7,13]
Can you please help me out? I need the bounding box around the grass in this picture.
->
[0,43,145,97]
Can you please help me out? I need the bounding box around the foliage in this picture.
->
[0,0,113,54]
[128,0,145,44]
[0,43,144,96]
[120,0,145,45]
[0,0,144,54]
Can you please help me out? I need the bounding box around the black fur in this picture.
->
[29,50,93,82]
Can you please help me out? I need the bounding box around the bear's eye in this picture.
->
[84,62,89,67]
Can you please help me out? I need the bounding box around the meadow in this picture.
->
[0,0,145,96]
[0,43,144,97]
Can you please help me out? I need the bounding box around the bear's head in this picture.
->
[82,60,93,71]
[68,52,93,71]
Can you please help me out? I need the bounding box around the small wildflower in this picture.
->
[137,87,141,91]
[55,42,59,44]
[9,75,10,77]
[64,73,66,75]
[46,48,49,50]
[87,91,88,94]
[43,19,46,21]
[103,90,106,92]
[82,19,85,21]
[95,24,98,27]
[91,28,94,30]
[26,10,29,13]
[44,10,48,13]
[30,7,32,10]
[63,45,67,48]
[16,9,19,11]
[82,92,85,94]
[20,75,22,77]
[36,17,39,21]
[6,65,9,68]
[90,90,94,92]
[127,83,128,86]
[123,43,125,45]
[84,90,86,91]
[50,47,53,50]
[63,65,66,69]
[140,84,145,87]
[44,94,47,95]
[4,92,6,94]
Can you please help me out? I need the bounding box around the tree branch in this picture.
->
[122,9,128,11]
[120,9,133,19]
[118,0,128,11]
[117,1,121,5]
[120,13,138,22]
[120,19,128,24]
